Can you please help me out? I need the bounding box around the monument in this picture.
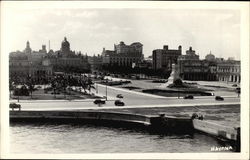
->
[159,63,180,88]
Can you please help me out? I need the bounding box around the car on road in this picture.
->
[215,96,224,101]
[116,94,123,98]
[184,95,194,99]
[232,84,238,87]
[93,99,106,104]
[9,103,21,111]
[114,100,125,106]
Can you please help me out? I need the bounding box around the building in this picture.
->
[152,45,182,71]
[205,51,216,61]
[88,54,103,72]
[177,47,217,81]
[217,60,241,83]
[9,41,52,84]
[102,41,143,67]
[43,37,89,73]
[178,49,241,82]
[136,56,153,69]
[9,37,90,84]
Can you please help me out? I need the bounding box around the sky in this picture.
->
[2,2,241,60]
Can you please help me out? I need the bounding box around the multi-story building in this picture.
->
[9,37,90,84]
[217,60,241,83]
[9,41,53,84]
[102,41,143,67]
[152,45,182,71]
[177,47,217,81]
[43,37,89,72]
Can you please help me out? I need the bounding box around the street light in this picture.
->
[105,79,108,101]
[178,87,180,99]
[96,83,98,94]
[17,88,20,102]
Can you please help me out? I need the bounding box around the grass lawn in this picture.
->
[110,79,238,97]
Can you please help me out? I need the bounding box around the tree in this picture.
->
[81,80,88,93]
[61,78,68,99]
[51,78,58,98]
[27,75,35,99]
[87,78,94,93]
[9,81,15,98]
[14,85,29,96]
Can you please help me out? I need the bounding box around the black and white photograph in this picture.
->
[0,1,249,159]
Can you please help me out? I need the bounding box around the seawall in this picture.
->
[10,107,240,151]
[10,110,193,133]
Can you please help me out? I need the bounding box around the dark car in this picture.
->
[215,96,224,101]
[116,94,123,98]
[93,99,106,104]
[114,100,125,106]
[9,103,21,111]
[184,95,194,99]
[232,84,238,87]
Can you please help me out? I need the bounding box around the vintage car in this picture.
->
[114,100,125,106]
[9,103,21,111]
[215,96,224,101]
[116,94,123,98]
[183,95,194,99]
[93,99,106,105]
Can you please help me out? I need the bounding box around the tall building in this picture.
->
[102,41,143,67]
[152,45,182,70]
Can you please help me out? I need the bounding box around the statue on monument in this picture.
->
[159,63,182,88]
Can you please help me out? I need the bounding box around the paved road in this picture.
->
[12,83,240,111]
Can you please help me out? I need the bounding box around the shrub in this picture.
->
[13,85,29,96]
[173,78,183,86]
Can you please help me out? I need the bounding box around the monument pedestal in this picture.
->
[159,64,180,88]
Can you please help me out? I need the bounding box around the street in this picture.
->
[12,83,240,111]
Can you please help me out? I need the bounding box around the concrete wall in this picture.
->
[10,111,151,126]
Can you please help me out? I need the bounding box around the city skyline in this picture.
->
[3,2,241,60]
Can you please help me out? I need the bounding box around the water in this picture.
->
[10,123,233,153]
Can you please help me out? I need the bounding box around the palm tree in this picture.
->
[27,76,35,99]
[80,80,88,93]
[61,78,68,99]
[87,78,95,93]
[51,78,57,98]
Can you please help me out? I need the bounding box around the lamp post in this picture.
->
[96,83,98,94]
[17,88,20,102]
[178,87,180,99]
[105,79,108,101]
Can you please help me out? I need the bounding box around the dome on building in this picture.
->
[61,37,70,48]
[61,37,70,54]
[205,51,215,61]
